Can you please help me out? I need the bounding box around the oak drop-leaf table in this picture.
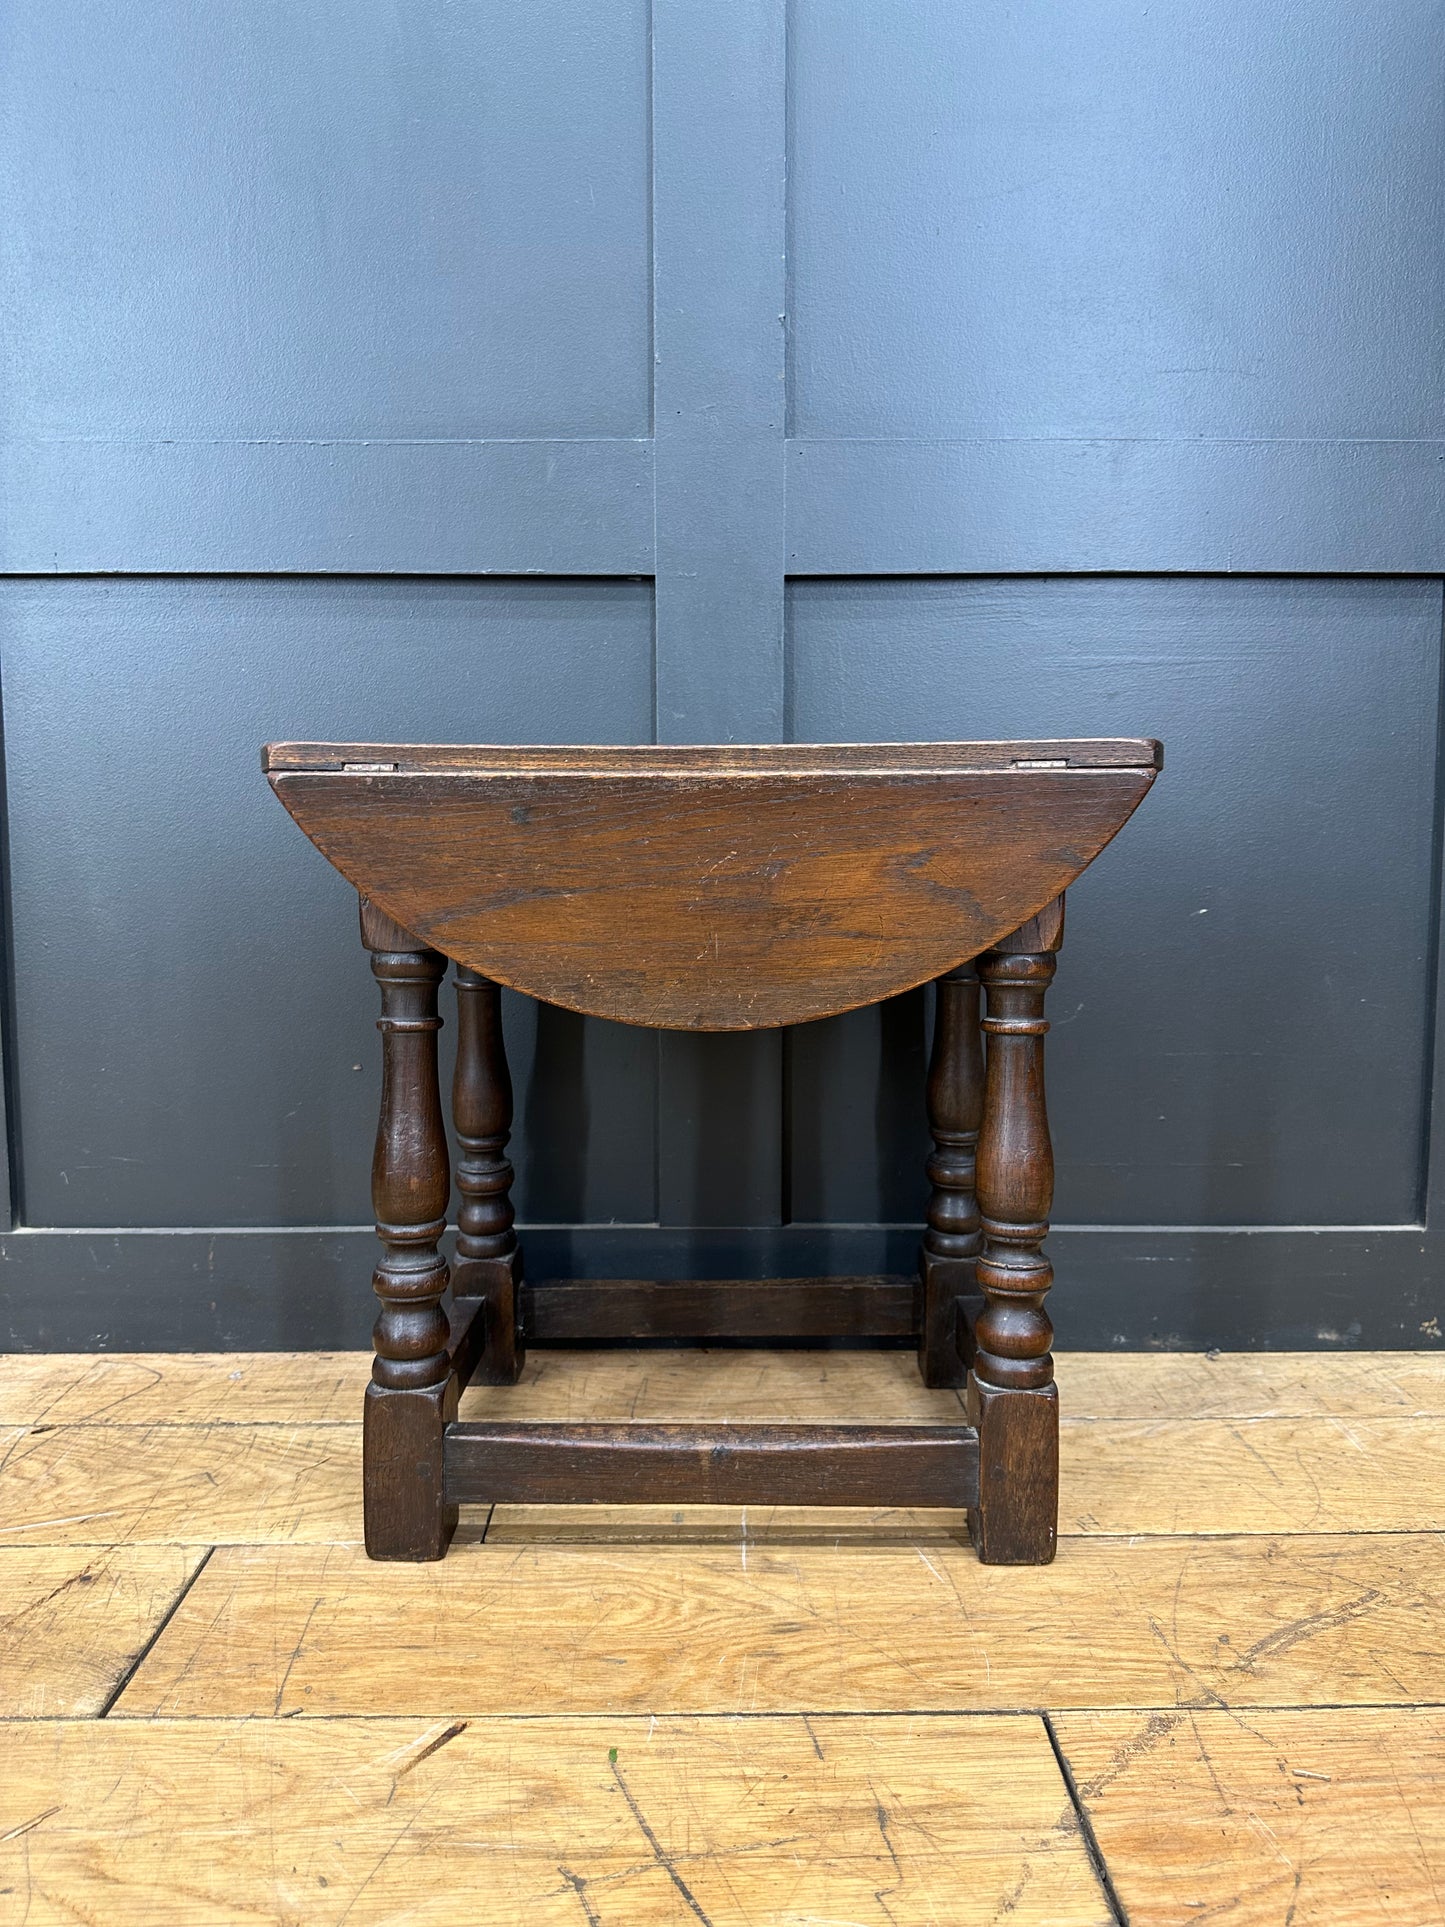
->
[264,739,1161,1563]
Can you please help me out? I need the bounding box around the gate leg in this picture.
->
[968,896,1064,1564]
[359,897,457,1560]
[918,962,984,1386]
[453,967,524,1384]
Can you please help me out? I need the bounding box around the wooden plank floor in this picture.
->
[0,1350,1442,1924]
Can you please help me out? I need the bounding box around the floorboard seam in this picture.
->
[66,1700,1445,1727]
[96,1545,214,1718]
[7,1527,1444,1551]
[1043,1710,1129,1926]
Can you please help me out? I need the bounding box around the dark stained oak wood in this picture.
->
[918,960,985,1388]
[973,939,1059,1392]
[445,1292,489,1390]
[266,741,1159,1029]
[451,967,524,1385]
[442,1422,980,1509]
[992,893,1067,960]
[359,897,457,1560]
[968,903,1064,1565]
[967,1378,1059,1565]
[265,739,1164,774]
[364,1377,458,1562]
[271,748,1158,1565]
[524,1275,916,1342]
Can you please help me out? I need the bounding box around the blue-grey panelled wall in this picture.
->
[2,2,1443,1349]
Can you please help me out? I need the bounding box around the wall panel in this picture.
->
[2,0,652,442]
[788,576,1442,1229]
[789,2,1445,443]
[2,577,656,1230]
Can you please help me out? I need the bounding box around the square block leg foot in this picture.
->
[916,1251,977,1388]
[454,1246,525,1385]
[966,1374,1058,1564]
[363,1376,459,1560]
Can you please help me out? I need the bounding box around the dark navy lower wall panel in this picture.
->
[0,575,658,1233]
[787,575,1442,1232]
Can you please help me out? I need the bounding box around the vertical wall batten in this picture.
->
[651,0,787,739]
[650,0,788,1233]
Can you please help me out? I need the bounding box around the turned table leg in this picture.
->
[968,896,1064,1564]
[359,897,458,1560]
[452,966,524,1384]
[918,962,984,1387]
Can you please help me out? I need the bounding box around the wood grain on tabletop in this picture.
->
[267,745,1157,1030]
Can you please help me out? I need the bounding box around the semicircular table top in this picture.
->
[264,740,1161,1030]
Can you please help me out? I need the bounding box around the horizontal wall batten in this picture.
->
[0,1225,1436,1353]
[11,435,1445,575]
[786,439,1445,573]
[0,439,655,575]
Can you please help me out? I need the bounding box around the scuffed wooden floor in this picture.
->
[1,1350,1442,1924]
